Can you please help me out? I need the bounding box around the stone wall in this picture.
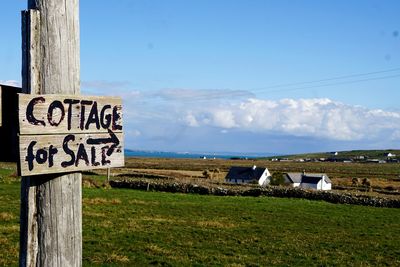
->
[109,179,400,208]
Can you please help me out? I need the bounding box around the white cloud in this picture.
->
[0,80,21,87]
[116,87,400,151]
[128,129,141,137]
[184,113,199,127]
[154,88,254,102]
[211,109,237,128]
[181,98,400,141]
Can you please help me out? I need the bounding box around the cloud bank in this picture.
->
[182,98,400,142]
[79,84,400,153]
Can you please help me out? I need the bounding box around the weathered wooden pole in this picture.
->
[20,0,82,266]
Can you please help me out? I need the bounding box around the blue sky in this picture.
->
[1,1,400,154]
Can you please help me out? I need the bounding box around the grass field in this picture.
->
[119,157,400,192]
[266,149,400,161]
[122,157,400,180]
[1,172,400,266]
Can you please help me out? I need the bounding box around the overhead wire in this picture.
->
[250,67,400,91]
[128,67,400,105]
[161,67,400,102]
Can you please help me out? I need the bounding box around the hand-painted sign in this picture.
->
[18,94,124,176]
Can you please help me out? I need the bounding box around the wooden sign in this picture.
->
[19,94,123,134]
[18,94,124,176]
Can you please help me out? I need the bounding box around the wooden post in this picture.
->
[107,168,111,183]
[20,0,82,266]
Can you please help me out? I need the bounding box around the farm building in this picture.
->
[284,172,332,190]
[225,166,271,187]
[284,173,302,187]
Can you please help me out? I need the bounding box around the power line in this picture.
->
[253,73,400,94]
[130,67,400,104]
[173,68,400,102]
[250,67,400,91]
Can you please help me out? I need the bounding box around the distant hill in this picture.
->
[263,149,400,160]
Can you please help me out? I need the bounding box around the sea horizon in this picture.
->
[124,149,277,159]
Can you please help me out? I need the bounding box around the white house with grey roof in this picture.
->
[284,172,332,190]
[225,166,272,187]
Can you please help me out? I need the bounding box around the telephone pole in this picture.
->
[20,0,82,266]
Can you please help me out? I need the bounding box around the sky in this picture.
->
[1,0,400,155]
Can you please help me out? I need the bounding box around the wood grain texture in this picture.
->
[20,1,83,266]
[18,94,123,135]
[28,0,80,95]
[19,132,124,176]
[21,9,40,95]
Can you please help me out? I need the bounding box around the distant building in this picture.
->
[279,158,292,162]
[384,153,396,158]
[225,166,272,187]
[284,173,302,187]
[368,159,387,164]
[284,172,332,190]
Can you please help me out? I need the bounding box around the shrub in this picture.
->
[362,178,371,187]
[384,185,396,191]
[352,178,361,186]
[211,168,220,179]
[202,170,211,179]
[270,172,285,186]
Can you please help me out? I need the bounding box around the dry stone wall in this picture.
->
[109,179,400,208]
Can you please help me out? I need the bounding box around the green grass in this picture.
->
[1,176,400,266]
[81,189,400,266]
[0,183,20,266]
[124,157,400,181]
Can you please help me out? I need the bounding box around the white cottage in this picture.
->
[225,166,272,187]
[285,172,332,190]
[284,173,302,187]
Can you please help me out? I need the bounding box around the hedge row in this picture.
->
[109,179,400,208]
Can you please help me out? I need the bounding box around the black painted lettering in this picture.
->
[36,149,48,164]
[85,101,100,130]
[61,134,76,167]
[112,105,122,130]
[26,97,46,126]
[48,145,58,168]
[90,146,100,166]
[101,146,111,165]
[25,141,37,171]
[75,143,89,166]
[100,104,111,129]
[47,100,65,126]
[63,99,80,130]
[80,100,93,130]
